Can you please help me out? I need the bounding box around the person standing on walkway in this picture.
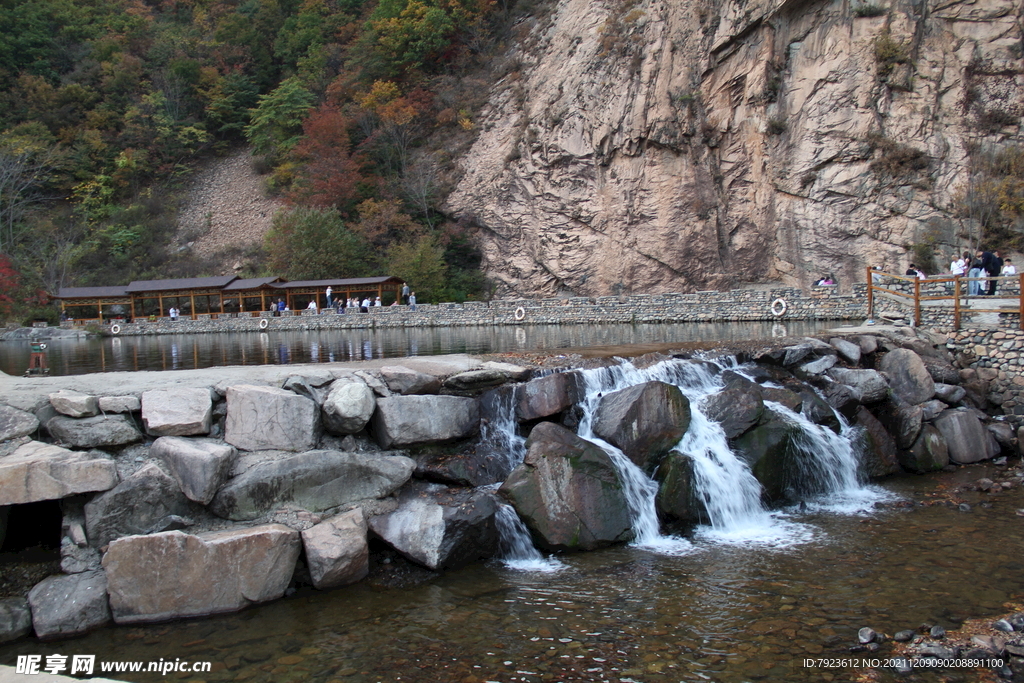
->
[969,252,986,296]
[402,283,410,304]
[409,292,417,311]
[325,286,333,308]
[988,250,1004,295]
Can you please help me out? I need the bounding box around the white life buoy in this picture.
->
[110,324,121,334]
[259,318,269,329]
[514,307,526,321]
[770,298,787,317]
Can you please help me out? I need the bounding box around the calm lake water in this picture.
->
[0,321,829,376]
[1,467,1021,683]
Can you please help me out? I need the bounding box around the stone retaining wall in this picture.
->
[64,285,870,336]
[948,328,1024,416]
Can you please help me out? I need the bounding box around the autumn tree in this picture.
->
[349,198,423,250]
[286,104,363,211]
[387,232,449,303]
[264,206,374,280]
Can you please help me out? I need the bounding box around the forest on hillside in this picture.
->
[0,0,531,322]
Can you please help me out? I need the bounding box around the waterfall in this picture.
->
[494,503,563,572]
[479,386,527,478]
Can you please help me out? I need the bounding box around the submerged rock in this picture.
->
[593,381,691,472]
[500,422,630,551]
[654,452,701,523]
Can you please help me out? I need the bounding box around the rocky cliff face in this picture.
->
[445,0,1024,297]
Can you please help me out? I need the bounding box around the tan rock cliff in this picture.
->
[445,0,1023,296]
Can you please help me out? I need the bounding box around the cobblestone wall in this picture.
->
[65,285,870,336]
[948,328,1024,416]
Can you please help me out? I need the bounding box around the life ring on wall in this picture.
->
[259,318,269,329]
[770,298,788,317]
[514,307,526,321]
[110,324,121,334]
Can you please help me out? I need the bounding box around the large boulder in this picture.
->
[731,412,805,502]
[593,381,691,472]
[500,422,630,552]
[321,382,376,435]
[210,450,414,521]
[0,404,39,442]
[515,372,583,421]
[47,414,143,448]
[28,571,110,638]
[443,369,509,395]
[0,441,118,505]
[413,450,511,488]
[879,348,936,405]
[368,485,499,571]
[372,395,479,448]
[48,390,99,418]
[899,425,949,473]
[379,365,441,395]
[875,399,923,450]
[224,384,321,452]
[828,368,889,403]
[798,388,841,433]
[655,452,701,523]
[301,509,369,589]
[854,407,901,478]
[921,357,961,385]
[84,462,195,547]
[150,436,237,505]
[830,337,862,364]
[702,385,764,439]
[933,409,1000,464]
[141,388,213,436]
[0,598,32,643]
[103,525,300,624]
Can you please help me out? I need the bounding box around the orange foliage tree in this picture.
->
[286,104,364,212]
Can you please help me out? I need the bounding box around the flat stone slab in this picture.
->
[46,414,143,448]
[224,384,321,452]
[0,441,118,505]
[372,395,479,448]
[0,404,39,442]
[28,571,110,639]
[141,388,213,436]
[49,390,99,418]
[103,524,300,624]
[97,395,141,413]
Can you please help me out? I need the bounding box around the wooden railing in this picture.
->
[866,266,1024,330]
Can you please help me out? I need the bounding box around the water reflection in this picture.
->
[0,321,831,376]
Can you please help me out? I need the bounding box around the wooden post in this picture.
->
[190,291,196,320]
[1019,273,1024,331]
[954,276,961,330]
[914,276,921,327]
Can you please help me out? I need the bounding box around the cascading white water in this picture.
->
[479,387,527,477]
[493,503,563,571]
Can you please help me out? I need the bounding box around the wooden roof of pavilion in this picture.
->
[222,276,285,291]
[55,286,130,299]
[54,275,405,300]
[273,276,405,289]
[125,276,238,293]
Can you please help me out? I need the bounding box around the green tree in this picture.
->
[264,206,374,279]
[244,77,316,157]
[387,232,448,303]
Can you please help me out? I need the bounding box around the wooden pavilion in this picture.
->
[54,275,407,322]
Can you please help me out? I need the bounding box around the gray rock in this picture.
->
[150,436,237,505]
[224,384,321,452]
[210,450,414,521]
[354,370,391,397]
[830,337,862,364]
[899,425,949,473]
[61,536,102,574]
[919,399,947,421]
[703,385,764,439]
[934,409,1001,464]
[593,381,691,472]
[934,383,966,404]
[443,369,509,394]
[141,387,213,436]
[322,382,376,435]
[760,386,802,412]
[500,422,630,552]
[282,375,332,404]
[655,451,702,523]
[379,365,441,395]
[795,354,837,377]
[855,407,901,478]
[856,335,878,355]
[301,509,369,589]
[818,381,862,420]
[987,422,1015,449]
[47,414,143,448]
[731,411,806,502]
[993,619,1014,632]
[516,371,583,421]
[828,368,889,403]
[28,571,110,638]
[0,441,118,505]
[0,598,31,643]
[49,390,99,418]
[97,395,141,413]
[930,624,946,638]
[0,404,39,442]
[879,348,936,405]
[103,525,300,624]
[372,395,479,449]
[894,630,915,642]
[481,361,532,381]
[922,357,961,385]
[876,399,923,450]
[369,485,499,571]
[799,388,841,433]
[84,462,195,547]
[858,627,877,644]
[413,450,511,488]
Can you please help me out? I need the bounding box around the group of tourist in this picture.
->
[948,250,1016,296]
